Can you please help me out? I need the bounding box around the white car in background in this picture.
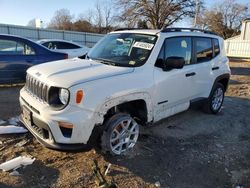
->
[37,39,89,58]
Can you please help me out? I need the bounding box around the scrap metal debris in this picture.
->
[7,116,20,126]
[216,143,224,148]
[0,116,27,134]
[9,170,20,176]
[155,181,161,187]
[15,140,28,147]
[0,156,35,172]
[0,120,6,125]
[92,160,116,188]
[104,163,112,176]
[0,125,28,134]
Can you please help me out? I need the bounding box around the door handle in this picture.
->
[26,60,33,63]
[212,66,219,71]
[185,72,196,77]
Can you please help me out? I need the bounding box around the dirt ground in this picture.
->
[0,60,249,188]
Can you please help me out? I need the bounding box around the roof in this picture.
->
[37,39,87,47]
[0,33,28,39]
[37,39,75,43]
[111,28,219,38]
[111,29,160,35]
[0,34,40,43]
[243,18,250,22]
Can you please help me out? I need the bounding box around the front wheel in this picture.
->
[101,113,139,155]
[203,83,225,114]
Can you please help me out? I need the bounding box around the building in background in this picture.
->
[27,18,43,28]
[225,18,250,58]
[35,19,43,28]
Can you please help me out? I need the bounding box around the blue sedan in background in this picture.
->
[0,34,68,84]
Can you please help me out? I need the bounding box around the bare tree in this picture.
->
[197,0,249,38]
[73,19,93,32]
[48,9,74,30]
[92,0,114,33]
[193,0,201,27]
[218,0,248,29]
[103,2,113,32]
[116,0,197,29]
[83,10,95,26]
[137,19,148,28]
[27,18,36,27]
[94,1,103,33]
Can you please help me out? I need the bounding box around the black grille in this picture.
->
[25,74,49,103]
[30,123,44,137]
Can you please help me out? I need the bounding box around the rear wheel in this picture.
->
[101,113,139,155]
[203,83,225,114]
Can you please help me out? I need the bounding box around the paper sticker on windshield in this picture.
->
[133,42,154,50]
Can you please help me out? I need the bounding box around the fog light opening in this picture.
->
[58,121,74,129]
[58,121,73,138]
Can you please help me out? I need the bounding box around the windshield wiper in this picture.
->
[92,58,118,66]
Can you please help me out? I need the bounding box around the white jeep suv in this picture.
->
[20,28,231,155]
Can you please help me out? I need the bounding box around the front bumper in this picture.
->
[20,115,90,151]
[19,88,97,150]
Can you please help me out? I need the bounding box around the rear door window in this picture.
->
[213,38,220,57]
[43,42,57,49]
[55,42,80,49]
[0,39,19,54]
[0,39,35,55]
[194,37,213,63]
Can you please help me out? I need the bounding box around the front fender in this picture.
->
[93,92,154,124]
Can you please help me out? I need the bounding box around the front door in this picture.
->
[153,36,197,122]
[0,38,36,83]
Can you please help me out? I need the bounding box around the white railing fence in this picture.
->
[225,40,250,58]
[0,24,104,47]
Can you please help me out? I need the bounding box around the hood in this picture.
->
[27,58,134,88]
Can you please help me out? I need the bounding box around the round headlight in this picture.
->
[59,88,69,105]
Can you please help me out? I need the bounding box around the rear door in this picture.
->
[0,38,37,83]
[192,37,214,98]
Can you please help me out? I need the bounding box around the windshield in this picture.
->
[87,33,157,67]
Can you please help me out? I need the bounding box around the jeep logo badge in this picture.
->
[35,72,41,77]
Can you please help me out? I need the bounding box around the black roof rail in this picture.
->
[114,28,146,31]
[161,27,217,35]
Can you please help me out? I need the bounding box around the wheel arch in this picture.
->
[210,73,230,96]
[94,92,154,125]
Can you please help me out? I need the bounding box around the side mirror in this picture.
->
[78,53,87,59]
[155,58,164,68]
[164,56,185,71]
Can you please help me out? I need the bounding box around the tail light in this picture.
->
[64,54,68,59]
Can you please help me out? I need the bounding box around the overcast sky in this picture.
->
[0,0,249,27]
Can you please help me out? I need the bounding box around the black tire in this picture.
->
[101,113,139,155]
[203,83,225,114]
